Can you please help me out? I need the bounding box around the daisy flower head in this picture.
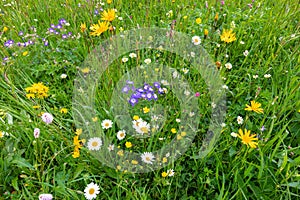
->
[225,62,232,69]
[108,144,114,151]
[84,182,100,200]
[101,119,113,129]
[117,130,126,140]
[237,116,244,124]
[238,128,258,148]
[141,152,155,164]
[87,137,102,151]
[167,169,175,176]
[192,36,201,45]
[245,100,264,114]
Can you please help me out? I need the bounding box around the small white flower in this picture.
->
[184,90,191,96]
[230,21,236,29]
[231,132,238,137]
[189,112,195,117]
[172,71,179,78]
[243,50,249,56]
[41,113,53,124]
[117,130,126,140]
[141,152,155,164]
[240,41,245,44]
[264,74,271,78]
[122,57,128,62]
[166,152,170,157]
[221,123,226,128]
[118,17,123,20]
[253,75,259,79]
[129,53,137,58]
[108,144,114,151]
[151,115,159,121]
[84,182,100,200]
[60,73,67,79]
[167,169,175,177]
[216,43,221,47]
[211,102,216,109]
[161,80,169,86]
[225,63,232,70]
[39,194,53,200]
[182,68,189,74]
[225,54,229,58]
[101,119,113,129]
[192,36,201,45]
[237,116,244,125]
[176,118,181,123]
[222,85,228,90]
[190,52,195,57]
[87,137,102,151]
[34,128,40,139]
[144,58,151,64]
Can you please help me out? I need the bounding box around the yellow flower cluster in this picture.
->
[220,29,237,43]
[25,82,49,99]
[89,9,116,36]
[72,129,85,158]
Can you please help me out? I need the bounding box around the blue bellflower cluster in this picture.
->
[122,81,165,106]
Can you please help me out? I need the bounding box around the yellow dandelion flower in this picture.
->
[183,16,188,20]
[72,146,80,158]
[195,18,202,24]
[214,12,219,21]
[245,100,264,114]
[133,115,139,120]
[60,108,68,114]
[80,22,87,32]
[177,134,182,140]
[238,128,258,148]
[220,29,237,43]
[0,131,4,138]
[92,117,98,122]
[26,94,35,99]
[171,128,177,133]
[162,157,167,163]
[90,20,109,36]
[32,105,40,109]
[81,67,90,74]
[162,172,168,178]
[107,0,112,4]
[101,9,116,22]
[204,29,209,36]
[181,132,187,137]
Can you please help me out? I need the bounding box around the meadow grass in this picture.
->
[0,0,299,199]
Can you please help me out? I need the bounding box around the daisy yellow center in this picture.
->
[120,133,124,137]
[194,38,199,43]
[92,141,98,147]
[89,188,95,195]
[146,156,151,161]
[105,123,110,127]
[141,127,148,133]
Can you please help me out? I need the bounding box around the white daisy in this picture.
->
[172,70,179,78]
[122,57,128,62]
[243,50,249,56]
[134,121,150,135]
[161,80,169,86]
[253,74,259,79]
[237,116,244,125]
[141,152,155,164]
[87,137,102,151]
[144,58,151,64]
[264,74,271,78]
[167,169,175,177]
[225,62,232,69]
[107,144,114,151]
[129,53,137,58]
[101,119,113,129]
[117,130,126,140]
[221,123,226,128]
[84,182,100,200]
[151,115,159,121]
[60,73,67,79]
[190,52,195,57]
[192,36,201,45]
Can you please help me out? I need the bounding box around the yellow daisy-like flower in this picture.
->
[72,146,80,158]
[90,20,109,36]
[3,26,8,32]
[238,128,258,148]
[131,160,138,165]
[107,0,112,4]
[80,22,87,32]
[22,51,28,56]
[245,100,264,114]
[171,128,177,133]
[220,29,237,43]
[133,115,139,120]
[81,67,90,74]
[25,82,49,99]
[162,157,167,163]
[204,29,209,36]
[101,9,116,22]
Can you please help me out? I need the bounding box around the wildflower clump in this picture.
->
[220,29,236,43]
[25,82,49,99]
